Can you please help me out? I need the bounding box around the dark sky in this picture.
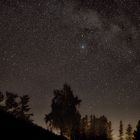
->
[0,0,140,138]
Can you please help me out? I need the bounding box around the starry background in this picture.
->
[0,0,140,138]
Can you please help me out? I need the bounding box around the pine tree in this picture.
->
[89,115,94,132]
[14,95,33,121]
[80,115,88,135]
[118,120,124,140]
[5,92,18,111]
[88,115,96,140]
[125,124,133,140]
[108,121,113,140]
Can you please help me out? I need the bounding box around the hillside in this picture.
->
[0,110,67,140]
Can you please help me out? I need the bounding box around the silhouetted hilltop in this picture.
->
[0,109,67,140]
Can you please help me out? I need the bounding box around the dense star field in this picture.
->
[0,0,140,139]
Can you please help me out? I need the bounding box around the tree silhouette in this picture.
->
[82,115,113,140]
[125,124,133,140]
[97,116,109,140]
[108,121,113,140]
[0,91,33,121]
[45,84,81,139]
[80,115,89,139]
[88,115,96,140]
[5,92,18,112]
[13,95,33,121]
[118,120,124,140]
[134,120,140,140]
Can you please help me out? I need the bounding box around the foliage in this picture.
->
[80,115,113,140]
[13,95,33,121]
[119,120,124,140]
[45,84,81,139]
[0,91,33,121]
[125,124,133,140]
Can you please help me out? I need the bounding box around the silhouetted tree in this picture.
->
[80,115,89,139]
[134,120,140,140]
[118,120,124,140]
[13,95,33,121]
[80,115,113,140]
[0,91,33,121]
[45,84,81,140]
[125,124,133,140]
[88,115,96,140]
[89,115,110,140]
[5,92,18,112]
[81,115,88,132]
[97,116,108,140]
[108,121,113,140]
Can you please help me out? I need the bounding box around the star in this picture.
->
[81,44,86,49]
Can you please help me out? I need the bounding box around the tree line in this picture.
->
[0,91,33,121]
[0,84,140,140]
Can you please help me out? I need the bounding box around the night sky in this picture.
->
[0,0,140,138]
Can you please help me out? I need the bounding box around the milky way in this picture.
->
[0,0,140,138]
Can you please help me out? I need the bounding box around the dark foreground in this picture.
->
[0,110,67,140]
